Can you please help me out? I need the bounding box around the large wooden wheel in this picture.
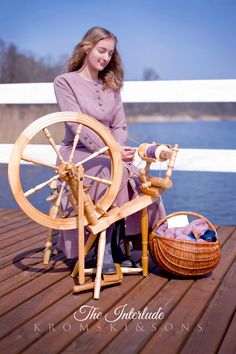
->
[8,112,123,230]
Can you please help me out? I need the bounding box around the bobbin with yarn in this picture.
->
[138,142,179,196]
[138,143,171,163]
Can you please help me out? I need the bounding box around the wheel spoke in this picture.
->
[65,191,78,215]
[50,181,66,219]
[68,124,83,163]
[76,146,109,166]
[21,155,59,171]
[84,174,112,186]
[43,127,65,164]
[24,174,60,197]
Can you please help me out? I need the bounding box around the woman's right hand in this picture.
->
[118,145,135,164]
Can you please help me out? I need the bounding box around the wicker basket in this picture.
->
[149,211,220,277]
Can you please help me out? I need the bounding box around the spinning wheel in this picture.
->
[8,112,123,230]
[8,112,179,299]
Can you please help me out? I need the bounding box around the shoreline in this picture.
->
[126,114,236,123]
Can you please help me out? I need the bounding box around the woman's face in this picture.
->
[85,37,115,73]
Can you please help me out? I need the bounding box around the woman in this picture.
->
[54,26,165,273]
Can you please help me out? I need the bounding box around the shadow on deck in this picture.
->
[0,208,235,354]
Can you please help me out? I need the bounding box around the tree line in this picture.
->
[0,38,64,83]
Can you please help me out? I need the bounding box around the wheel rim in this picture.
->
[8,111,123,230]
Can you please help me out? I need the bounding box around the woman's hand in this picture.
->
[118,145,135,163]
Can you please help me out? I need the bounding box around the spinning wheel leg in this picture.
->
[94,230,106,299]
[77,165,85,285]
[43,228,53,265]
[43,181,66,265]
[141,207,149,277]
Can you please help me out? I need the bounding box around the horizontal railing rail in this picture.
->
[0,80,235,172]
[1,144,236,173]
[0,79,236,104]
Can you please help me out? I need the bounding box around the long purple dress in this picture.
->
[54,72,165,258]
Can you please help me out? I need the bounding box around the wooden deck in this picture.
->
[0,208,235,354]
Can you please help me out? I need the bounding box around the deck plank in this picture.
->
[139,229,236,354]
[92,227,235,354]
[218,311,236,354]
[0,223,47,249]
[0,242,51,284]
[0,270,73,340]
[0,208,23,218]
[0,226,52,270]
[0,212,30,229]
[0,257,73,317]
[181,260,236,354]
[75,279,193,354]
[27,267,166,354]
[0,243,60,297]
[0,209,235,354]
[0,271,143,353]
[0,229,48,258]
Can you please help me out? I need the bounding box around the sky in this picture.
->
[0,0,236,80]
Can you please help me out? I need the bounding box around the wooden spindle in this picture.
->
[66,193,78,214]
[94,230,106,299]
[83,190,98,225]
[139,168,148,183]
[141,207,149,277]
[76,146,109,167]
[43,228,54,265]
[73,279,121,293]
[84,232,98,255]
[69,124,83,163]
[43,181,66,264]
[84,174,112,186]
[165,144,179,179]
[77,165,85,285]
[50,181,66,218]
[24,174,60,197]
[120,267,143,273]
[21,155,59,170]
[43,127,65,163]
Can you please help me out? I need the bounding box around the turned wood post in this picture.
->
[77,165,85,285]
[141,207,149,277]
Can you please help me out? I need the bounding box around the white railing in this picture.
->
[1,80,236,172]
[1,80,236,103]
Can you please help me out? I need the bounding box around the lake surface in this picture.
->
[1,120,236,226]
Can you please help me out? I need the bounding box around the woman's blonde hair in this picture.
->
[67,26,124,91]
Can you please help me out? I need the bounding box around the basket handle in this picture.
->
[151,211,216,236]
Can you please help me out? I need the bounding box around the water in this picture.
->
[1,121,236,226]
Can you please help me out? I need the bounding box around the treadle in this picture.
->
[73,279,122,293]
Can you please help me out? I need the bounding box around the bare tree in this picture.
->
[0,38,66,83]
[143,68,160,81]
